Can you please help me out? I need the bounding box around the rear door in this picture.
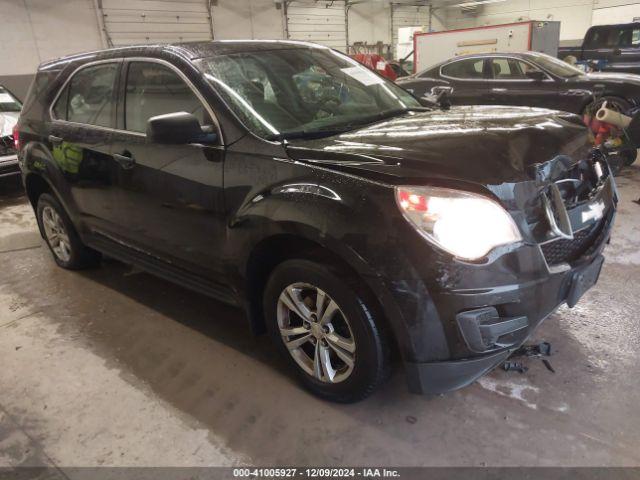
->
[108,58,226,280]
[439,58,490,105]
[485,57,558,109]
[49,60,123,235]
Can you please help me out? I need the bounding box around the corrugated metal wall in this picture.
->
[391,3,430,58]
[100,0,213,46]
[285,1,347,52]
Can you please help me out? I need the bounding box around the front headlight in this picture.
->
[395,186,522,260]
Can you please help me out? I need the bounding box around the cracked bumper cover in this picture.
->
[405,249,608,395]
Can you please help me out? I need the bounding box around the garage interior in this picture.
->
[1,0,640,473]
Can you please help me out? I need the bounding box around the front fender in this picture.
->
[225,175,435,363]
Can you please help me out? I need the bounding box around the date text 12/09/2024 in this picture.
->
[232,468,401,478]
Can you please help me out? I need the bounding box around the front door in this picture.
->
[485,57,558,109]
[49,60,124,237]
[109,59,226,280]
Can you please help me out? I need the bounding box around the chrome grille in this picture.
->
[540,217,607,266]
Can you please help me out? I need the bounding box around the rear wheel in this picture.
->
[263,259,390,403]
[37,193,101,269]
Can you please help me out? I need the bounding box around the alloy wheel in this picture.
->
[277,282,356,383]
[42,206,72,262]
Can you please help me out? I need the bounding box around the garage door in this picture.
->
[99,0,214,47]
[285,1,347,52]
[391,3,430,59]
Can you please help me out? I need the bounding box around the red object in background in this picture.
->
[583,113,614,146]
[351,54,397,81]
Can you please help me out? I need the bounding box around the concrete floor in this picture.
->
[0,166,639,469]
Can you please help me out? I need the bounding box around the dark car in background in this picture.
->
[397,51,640,115]
[559,22,640,74]
[15,41,616,402]
[0,85,22,180]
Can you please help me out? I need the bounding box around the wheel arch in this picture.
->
[243,232,409,361]
[24,173,55,237]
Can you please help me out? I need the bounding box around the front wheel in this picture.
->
[263,259,390,403]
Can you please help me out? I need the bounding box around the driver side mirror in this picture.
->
[525,70,546,81]
[146,111,216,145]
[420,86,453,110]
[431,86,454,98]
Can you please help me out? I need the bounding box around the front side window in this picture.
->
[53,63,118,127]
[124,62,211,133]
[0,87,22,113]
[583,26,640,49]
[196,47,420,139]
[441,59,485,79]
[527,52,582,78]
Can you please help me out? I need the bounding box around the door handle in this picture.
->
[491,88,507,93]
[48,135,63,145]
[113,152,135,169]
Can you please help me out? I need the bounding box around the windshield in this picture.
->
[0,87,22,113]
[196,46,421,139]
[528,52,584,78]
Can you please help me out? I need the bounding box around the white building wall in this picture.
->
[348,1,392,45]
[211,0,285,40]
[0,0,104,76]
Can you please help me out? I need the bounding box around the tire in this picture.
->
[263,259,390,403]
[36,193,101,269]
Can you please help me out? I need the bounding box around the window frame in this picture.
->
[49,57,223,145]
[119,58,222,143]
[439,58,488,81]
[49,59,122,130]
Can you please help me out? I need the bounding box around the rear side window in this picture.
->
[124,62,211,133]
[52,63,118,127]
[441,59,485,79]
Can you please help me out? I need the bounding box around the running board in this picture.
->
[88,233,238,306]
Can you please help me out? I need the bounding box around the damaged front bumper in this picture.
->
[404,174,616,395]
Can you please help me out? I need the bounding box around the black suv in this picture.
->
[16,41,616,402]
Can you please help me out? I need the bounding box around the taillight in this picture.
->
[12,125,20,151]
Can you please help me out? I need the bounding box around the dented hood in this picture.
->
[285,105,592,187]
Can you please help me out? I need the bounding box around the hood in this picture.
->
[286,105,591,187]
[0,112,19,137]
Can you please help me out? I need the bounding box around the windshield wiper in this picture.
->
[267,107,430,142]
[265,127,353,141]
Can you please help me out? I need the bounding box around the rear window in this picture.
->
[52,63,118,128]
[441,59,485,79]
[584,25,640,49]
